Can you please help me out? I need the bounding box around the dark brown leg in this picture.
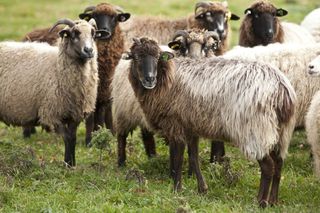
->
[22,126,36,138]
[93,104,105,131]
[117,133,128,167]
[268,151,283,205]
[257,155,275,208]
[105,101,113,133]
[210,140,225,163]
[187,143,194,177]
[63,121,79,167]
[85,113,94,146]
[188,136,208,194]
[169,141,176,178]
[171,141,185,192]
[141,128,156,158]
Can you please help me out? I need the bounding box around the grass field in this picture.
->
[1,0,320,212]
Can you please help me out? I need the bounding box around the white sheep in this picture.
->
[0,19,99,167]
[305,55,320,177]
[301,8,320,42]
[282,22,316,44]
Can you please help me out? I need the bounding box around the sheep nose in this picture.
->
[145,76,156,83]
[309,64,315,69]
[84,47,93,54]
[266,29,274,39]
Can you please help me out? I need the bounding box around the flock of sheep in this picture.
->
[1,0,320,208]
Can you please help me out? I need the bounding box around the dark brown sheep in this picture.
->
[238,0,288,47]
[125,37,296,207]
[21,3,131,146]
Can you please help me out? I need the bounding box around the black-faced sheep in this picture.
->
[0,19,99,167]
[238,0,315,47]
[112,29,220,167]
[306,55,320,178]
[121,1,239,55]
[124,37,296,207]
[21,3,131,146]
[301,8,320,42]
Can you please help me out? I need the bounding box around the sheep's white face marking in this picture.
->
[308,55,320,77]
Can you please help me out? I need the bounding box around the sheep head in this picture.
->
[78,3,131,40]
[243,0,287,45]
[50,19,97,62]
[168,29,220,58]
[308,55,320,76]
[194,1,240,41]
[124,38,174,90]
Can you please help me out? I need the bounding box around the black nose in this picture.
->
[145,76,156,83]
[266,30,274,39]
[84,47,93,54]
[309,65,315,69]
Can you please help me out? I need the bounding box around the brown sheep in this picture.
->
[21,3,131,146]
[238,0,287,47]
[124,37,296,207]
[121,1,239,55]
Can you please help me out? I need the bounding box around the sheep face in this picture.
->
[79,3,130,40]
[195,2,239,41]
[58,20,97,62]
[168,29,220,58]
[244,1,287,45]
[125,38,174,89]
[308,55,320,76]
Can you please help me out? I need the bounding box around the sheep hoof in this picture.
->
[259,200,268,208]
[198,184,208,194]
[118,161,126,167]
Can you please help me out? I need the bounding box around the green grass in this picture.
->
[1,0,320,212]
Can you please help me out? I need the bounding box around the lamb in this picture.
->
[301,8,320,42]
[21,3,131,146]
[121,1,239,55]
[239,0,315,47]
[305,55,320,178]
[124,37,296,207]
[112,29,220,166]
[0,19,99,167]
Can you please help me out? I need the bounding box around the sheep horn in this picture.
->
[133,38,141,45]
[49,19,75,33]
[205,31,221,50]
[83,6,96,14]
[172,30,189,42]
[195,1,213,16]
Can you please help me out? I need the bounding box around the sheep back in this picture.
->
[301,8,320,42]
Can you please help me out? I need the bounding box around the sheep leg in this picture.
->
[93,104,105,130]
[169,141,176,178]
[171,141,185,192]
[141,128,156,158]
[63,121,79,167]
[187,143,194,177]
[257,155,275,208]
[268,151,283,205]
[117,133,128,167]
[22,126,36,138]
[210,140,225,163]
[85,113,94,146]
[104,101,113,133]
[188,136,208,194]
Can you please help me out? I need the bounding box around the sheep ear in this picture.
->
[276,8,288,17]
[168,41,182,51]
[160,51,174,61]
[122,52,133,60]
[118,13,131,22]
[230,13,240,20]
[244,8,252,15]
[79,13,92,21]
[58,29,71,38]
[195,13,205,19]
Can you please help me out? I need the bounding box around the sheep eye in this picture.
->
[254,13,259,18]
[206,12,211,16]
[91,29,95,37]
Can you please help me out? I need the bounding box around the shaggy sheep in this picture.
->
[0,19,99,167]
[125,37,296,207]
[301,8,320,42]
[112,30,220,166]
[306,55,320,177]
[21,3,131,146]
[239,0,315,47]
[121,1,239,54]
